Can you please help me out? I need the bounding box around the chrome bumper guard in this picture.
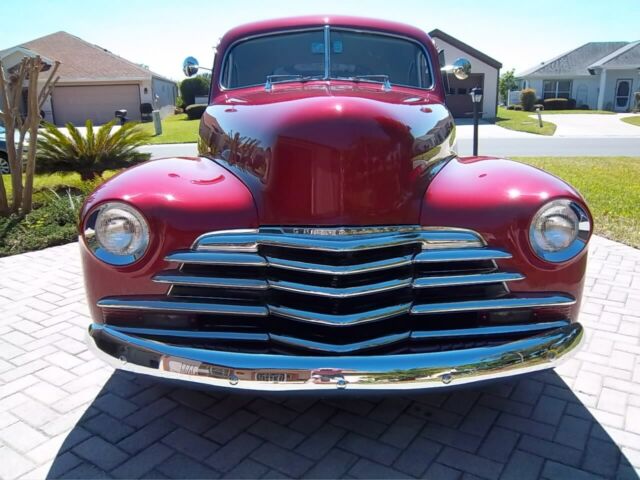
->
[87,322,583,391]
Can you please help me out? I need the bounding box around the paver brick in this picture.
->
[1,236,640,479]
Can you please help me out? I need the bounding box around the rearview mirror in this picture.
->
[441,58,472,80]
[183,57,200,77]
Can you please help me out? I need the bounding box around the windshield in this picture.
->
[221,28,433,90]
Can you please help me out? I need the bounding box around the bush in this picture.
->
[633,92,640,113]
[506,105,515,110]
[0,191,83,257]
[543,98,569,110]
[567,98,576,110]
[37,120,151,180]
[174,106,184,115]
[179,76,210,107]
[520,88,537,111]
[513,105,523,111]
[185,104,207,120]
[579,104,590,110]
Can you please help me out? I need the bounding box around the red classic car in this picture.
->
[82,16,590,391]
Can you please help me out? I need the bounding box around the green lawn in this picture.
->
[494,107,556,135]
[622,115,640,127]
[140,114,199,144]
[516,157,640,248]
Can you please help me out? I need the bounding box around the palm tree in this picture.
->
[37,120,151,180]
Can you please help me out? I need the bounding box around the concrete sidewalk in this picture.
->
[0,235,639,479]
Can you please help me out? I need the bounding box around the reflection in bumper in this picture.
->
[86,323,583,391]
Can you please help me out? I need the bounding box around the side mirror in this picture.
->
[183,56,200,77]
[441,58,472,80]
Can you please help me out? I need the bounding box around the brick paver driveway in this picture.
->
[1,236,639,479]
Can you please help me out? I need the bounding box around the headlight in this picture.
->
[84,202,150,265]
[529,199,590,262]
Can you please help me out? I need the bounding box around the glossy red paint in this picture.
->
[200,84,455,225]
[80,156,257,321]
[422,156,592,319]
[80,15,590,332]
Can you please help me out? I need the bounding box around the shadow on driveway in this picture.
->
[46,370,638,479]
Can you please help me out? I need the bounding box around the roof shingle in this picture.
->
[19,31,173,83]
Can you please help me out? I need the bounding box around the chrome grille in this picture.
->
[98,226,576,354]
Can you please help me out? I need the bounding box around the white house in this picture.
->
[0,32,178,125]
[429,29,502,120]
[517,41,640,112]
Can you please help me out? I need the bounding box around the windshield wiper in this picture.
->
[335,75,392,92]
[265,74,322,92]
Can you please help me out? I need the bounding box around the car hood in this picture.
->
[199,82,455,225]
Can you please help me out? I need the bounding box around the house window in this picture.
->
[543,80,572,99]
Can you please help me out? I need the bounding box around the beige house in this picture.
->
[0,31,177,125]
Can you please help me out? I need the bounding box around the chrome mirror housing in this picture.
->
[182,56,200,77]
[441,58,472,80]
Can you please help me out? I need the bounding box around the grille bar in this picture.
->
[415,248,512,263]
[270,302,412,326]
[165,251,267,266]
[98,297,269,316]
[269,277,412,298]
[413,272,524,288]
[265,254,414,275]
[153,271,268,290]
[411,295,576,315]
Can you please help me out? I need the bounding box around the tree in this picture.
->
[0,56,59,215]
[37,120,151,180]
[498,69,518,104]
[179,75,210,107]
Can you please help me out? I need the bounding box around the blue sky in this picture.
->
[3,0,639,80]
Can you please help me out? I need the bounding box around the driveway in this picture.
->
[0,236,639,479]
[533,113,640,137]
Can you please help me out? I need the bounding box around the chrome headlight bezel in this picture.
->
[84,202,150,266]
[529,199,591,263]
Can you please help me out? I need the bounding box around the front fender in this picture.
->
[422,156,592,320]
[80,157,258,321]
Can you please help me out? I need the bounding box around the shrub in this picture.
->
[37,120,151,180]
[185,104,207,120]
[543,98,569,110]
[567,98,576,110]
[579,104,590,110]
[633,92,640,113]
[520,89,537,111]
[179,76,210,107]
[506,105,515,110]
[174,107,184,115]
[513,105,523,111]
[0,191,83,257]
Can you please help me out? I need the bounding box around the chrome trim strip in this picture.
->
[269,278,411,298]
[97,298,269,317]
[410,321,569,339]
[270,302,411,326]
[269,332,411,353]
[165,251,267,267]
[411,295,576,315]
[413,272,524,288]
[86,322,584,391]
[195,227,484,252]
[109,326,270,342]
[153,272,268,290]
[265,254,414,275]
[415,248,511,263]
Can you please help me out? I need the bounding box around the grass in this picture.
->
[621,115,640,127]
[494,107,556,135]
[516,157,640,248]
[140,113,199,144]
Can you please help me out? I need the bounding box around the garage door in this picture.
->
[52,84,141,126]
[445,73,484,118]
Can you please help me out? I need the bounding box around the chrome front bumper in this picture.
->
[87,322,583,391]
